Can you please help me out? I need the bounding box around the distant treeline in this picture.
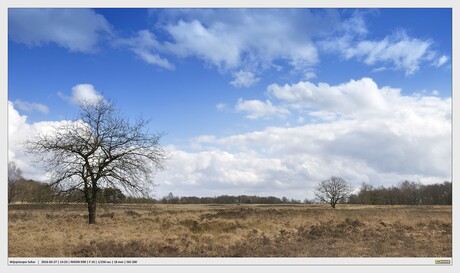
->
[347,181,452,205]
[158,192,304,205]
[9,178,451,206]
[157,180,452,205]
[8,179,153,204]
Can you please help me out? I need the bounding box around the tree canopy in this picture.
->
[315,176,352,208]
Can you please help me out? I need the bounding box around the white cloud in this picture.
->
[266,78,451,134]
[214,110,449,184]
[123,9,338,75]
[161,11,323,71]
[235,98,290,120]
[157,95,450,199]
[230,70,260,88]
[268,77,392,117]
[321,31,436,75]
[304,71,317,80]
[119,30,175,70]
[155,146,293,198]
[165,20,243,69]
[338,11,369,36]
[8,101,75,181]
[371,66,387,73]
[353,36,431,75]
[13,99,49,114]
[59,84,104,106]
[308,111,338,121]
[133,49,175,70]
[184,77,449,198]
[434,55,449,67]
[9,9,111,53]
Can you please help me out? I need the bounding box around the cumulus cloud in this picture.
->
[186,77,450,198]
[266,77,451,127]
[9,8,111,53]
[59,84,104,106]
[267,77,393,117]
[235,98,290,120]
[155,146,295,198]
[8,101,75,181]
[156,100,450,199]
[13,99,49,114]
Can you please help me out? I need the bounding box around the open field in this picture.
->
[8,203,451,257]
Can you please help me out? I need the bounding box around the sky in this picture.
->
[7,8,452,200]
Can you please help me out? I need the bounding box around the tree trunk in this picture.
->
[87,200,97,224]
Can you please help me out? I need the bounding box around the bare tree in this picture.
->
[314,176,352,209]
[26,99,167,224]
[8,161,22,204]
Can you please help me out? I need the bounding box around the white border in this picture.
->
[6,257,454,266]
[1,1,457,273]
[0,0,458,8]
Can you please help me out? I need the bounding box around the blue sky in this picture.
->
[8,8,452,199]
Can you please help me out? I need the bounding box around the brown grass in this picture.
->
[8,203,451,257]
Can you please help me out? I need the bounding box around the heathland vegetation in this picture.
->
[9,161,452,258]
[8,203,451,257]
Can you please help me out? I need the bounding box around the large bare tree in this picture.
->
[314,176,352,209]
[26,99,167,224]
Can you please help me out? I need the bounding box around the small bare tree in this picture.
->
[314,176,352,209]
[26,99,167,224]
[8,161,23,204]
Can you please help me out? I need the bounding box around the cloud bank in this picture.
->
[155,77,451,199]
[9,77,451,199]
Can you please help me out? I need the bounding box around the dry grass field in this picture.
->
[8,203,451,257]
